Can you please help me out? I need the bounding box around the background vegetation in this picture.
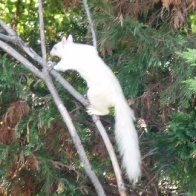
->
[0,0,195,195]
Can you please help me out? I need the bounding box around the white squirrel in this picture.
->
[50,35,141,183]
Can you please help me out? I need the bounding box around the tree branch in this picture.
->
[0,33,16,43]
[0,20,43,64]
[37,1,105,195]
[0,40,44,80]
[38,0,47,68]
[46,79,106,196]
[82,1,127,194]
[82,0,97,50]
[0,20,16,36]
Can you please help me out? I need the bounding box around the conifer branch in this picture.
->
[82,0,97,50]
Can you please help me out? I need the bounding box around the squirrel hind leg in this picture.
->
[87,105,109,116]
[87,89,112,116]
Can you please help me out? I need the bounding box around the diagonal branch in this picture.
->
[0,20,88,105]
[0,33,16,43]
[0,20,43,64]
[37,0,106,195]
[0,40,44,80]
[0,38,105,195]
[0,20,16,36]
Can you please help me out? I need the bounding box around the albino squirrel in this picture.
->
[50,35,141,183]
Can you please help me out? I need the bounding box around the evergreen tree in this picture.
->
[0,0,195,195]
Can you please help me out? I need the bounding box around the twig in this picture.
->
[26,123,30,143]
[142,148,158,160]
[37,1,106,195]
[82,0,97,50]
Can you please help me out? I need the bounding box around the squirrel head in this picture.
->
[50,35,73,58]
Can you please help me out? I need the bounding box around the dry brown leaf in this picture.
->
[25,154,40,171]
[0,124,16,144]
[188,0,196,10]
[173,10,186,29]
[4,101,30,127]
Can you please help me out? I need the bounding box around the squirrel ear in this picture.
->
[62,37,67,45]
[67,34,73,43]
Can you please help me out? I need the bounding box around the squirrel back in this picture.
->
[50,35,142,183]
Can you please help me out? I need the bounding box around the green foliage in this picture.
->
[191,14,196,33]
[92,0,192,101]
[0,0,87,52]
[0,54,100,195]
[0,54,29,105]
[91,1,196,194]
[168,112,196,161]
[150,111,196,193]
[180,49,196,66]
[0,0,196,195]
[184,79,196,93]
[179,49,196,93]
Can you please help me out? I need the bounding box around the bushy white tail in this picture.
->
[115,98,141,183]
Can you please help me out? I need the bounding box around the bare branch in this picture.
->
[0,40,44,80]
[50,70,89,105]
[92,115,127,195]
[46,76,106,196]
[38,0,47,68]
[0,20,44,64]
[83,0,97,50]
[37,1,106,195]
[82,1,127,194]
[0,20,16,36]
[0,20,88,105]
[0,33,16,43]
